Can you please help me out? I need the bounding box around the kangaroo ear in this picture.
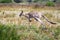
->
[19,10,23,17]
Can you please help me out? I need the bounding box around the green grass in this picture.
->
[0,23,20,40]
[0,23,60,40]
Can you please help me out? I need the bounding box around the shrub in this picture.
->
[0,0,12,3]
[46,1,55,6]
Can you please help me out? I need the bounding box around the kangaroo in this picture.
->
[19,10,56,29]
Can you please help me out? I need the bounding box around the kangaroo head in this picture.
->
[19,10,23,17]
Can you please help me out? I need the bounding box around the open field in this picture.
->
[0,5,60,27]
[0,5,60,40]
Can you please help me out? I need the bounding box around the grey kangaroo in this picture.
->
[19,10,56,29]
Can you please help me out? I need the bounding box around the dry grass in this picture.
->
[0,6,60,27]
[0,6,60,40]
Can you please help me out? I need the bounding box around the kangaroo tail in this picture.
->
[42,15,56,24]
